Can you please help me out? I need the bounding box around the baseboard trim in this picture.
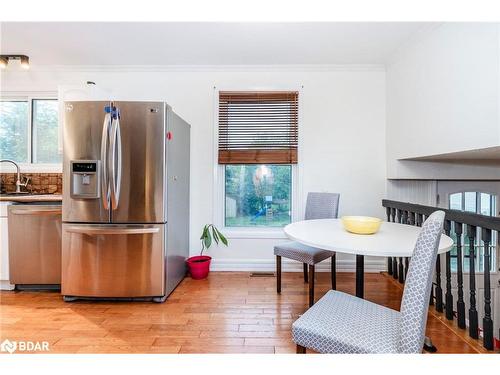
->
[210,258,386,273]
[0,280,15,291]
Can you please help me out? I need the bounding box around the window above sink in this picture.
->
[0,95,61,173]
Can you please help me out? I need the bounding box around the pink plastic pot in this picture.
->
[186,255,212,280]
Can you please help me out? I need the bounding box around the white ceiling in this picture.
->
[0,22,432,66]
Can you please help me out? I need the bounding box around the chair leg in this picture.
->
[296,344,306,354]
[308,264,315,307]
[331,254,336,290]
[276,255,281,294]
[303,263,308,283]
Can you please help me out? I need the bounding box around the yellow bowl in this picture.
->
[341,216,382,235]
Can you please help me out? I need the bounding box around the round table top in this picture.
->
[283,219,454,257]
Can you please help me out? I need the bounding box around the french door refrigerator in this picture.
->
[61,101,190,302]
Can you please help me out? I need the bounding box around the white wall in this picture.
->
[386,23,500,179]
[386,180,437,206]
[1,66,387,271]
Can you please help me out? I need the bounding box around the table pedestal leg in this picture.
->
[356,255,364,298]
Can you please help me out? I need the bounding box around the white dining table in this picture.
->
[284,218,454,298]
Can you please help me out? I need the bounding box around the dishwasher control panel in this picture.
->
[70,160,101,199]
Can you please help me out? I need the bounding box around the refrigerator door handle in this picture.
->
[65,226,160,235]
[101,112,111,210]
[110,115,122,210]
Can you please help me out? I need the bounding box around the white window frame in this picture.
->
[212,86,304,239]
[0,91,61,173]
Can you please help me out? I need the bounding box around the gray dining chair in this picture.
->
[274,192,340,307]
[292,210,445,353]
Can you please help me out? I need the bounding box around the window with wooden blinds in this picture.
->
[218,91,298,164]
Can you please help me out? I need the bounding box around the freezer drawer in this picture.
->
[61,223,165,298]
[8,204,62,285]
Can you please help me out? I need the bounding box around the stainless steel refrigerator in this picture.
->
[61,101,190,302]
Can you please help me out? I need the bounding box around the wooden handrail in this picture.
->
[382,199,500,231]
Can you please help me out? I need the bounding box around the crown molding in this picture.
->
[0,64,386,73]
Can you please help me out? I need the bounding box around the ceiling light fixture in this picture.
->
[0,56,8,69]
[20,55,30,69]
[0,55,30,70]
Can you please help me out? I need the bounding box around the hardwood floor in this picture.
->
[0,271,485,354]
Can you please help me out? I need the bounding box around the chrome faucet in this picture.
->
[0,159,28,193]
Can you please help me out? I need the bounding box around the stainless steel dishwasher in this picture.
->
[8,203,62,289]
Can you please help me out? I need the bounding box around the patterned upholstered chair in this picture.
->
[292,210,445,354]
[274,192,340,307]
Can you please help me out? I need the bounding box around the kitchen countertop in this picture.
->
[0,194,62,202]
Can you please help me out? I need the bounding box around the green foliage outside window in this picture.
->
[225,164,292,227]
[33,100,60,163]
[0,101,29,162]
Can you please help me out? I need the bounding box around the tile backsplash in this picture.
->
[0,173,62,195]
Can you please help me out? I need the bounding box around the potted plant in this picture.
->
[186,224,228,280]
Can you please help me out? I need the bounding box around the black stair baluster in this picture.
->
[390,207,396,223]
[435,253,443,313]
[429,282,434,306]
[398,257,404,283]
[392,256,398,280]
[416,213,423,227]
[386,207,393,275]
[396,209,403,224]
[454,222,466,329]
[397,211,404,283]
[444,220,454,320]
[392,209,400,280]
[408,211,415,226]
[467,224,479,339]
[429,204,441,311]
[481,228,494,350]
[402,210,408,225]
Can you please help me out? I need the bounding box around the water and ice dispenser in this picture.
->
[70,160,101,199]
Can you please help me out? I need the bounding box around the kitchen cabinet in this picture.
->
[0,202,14,290]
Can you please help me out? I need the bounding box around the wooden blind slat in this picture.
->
[218,91,298,164]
